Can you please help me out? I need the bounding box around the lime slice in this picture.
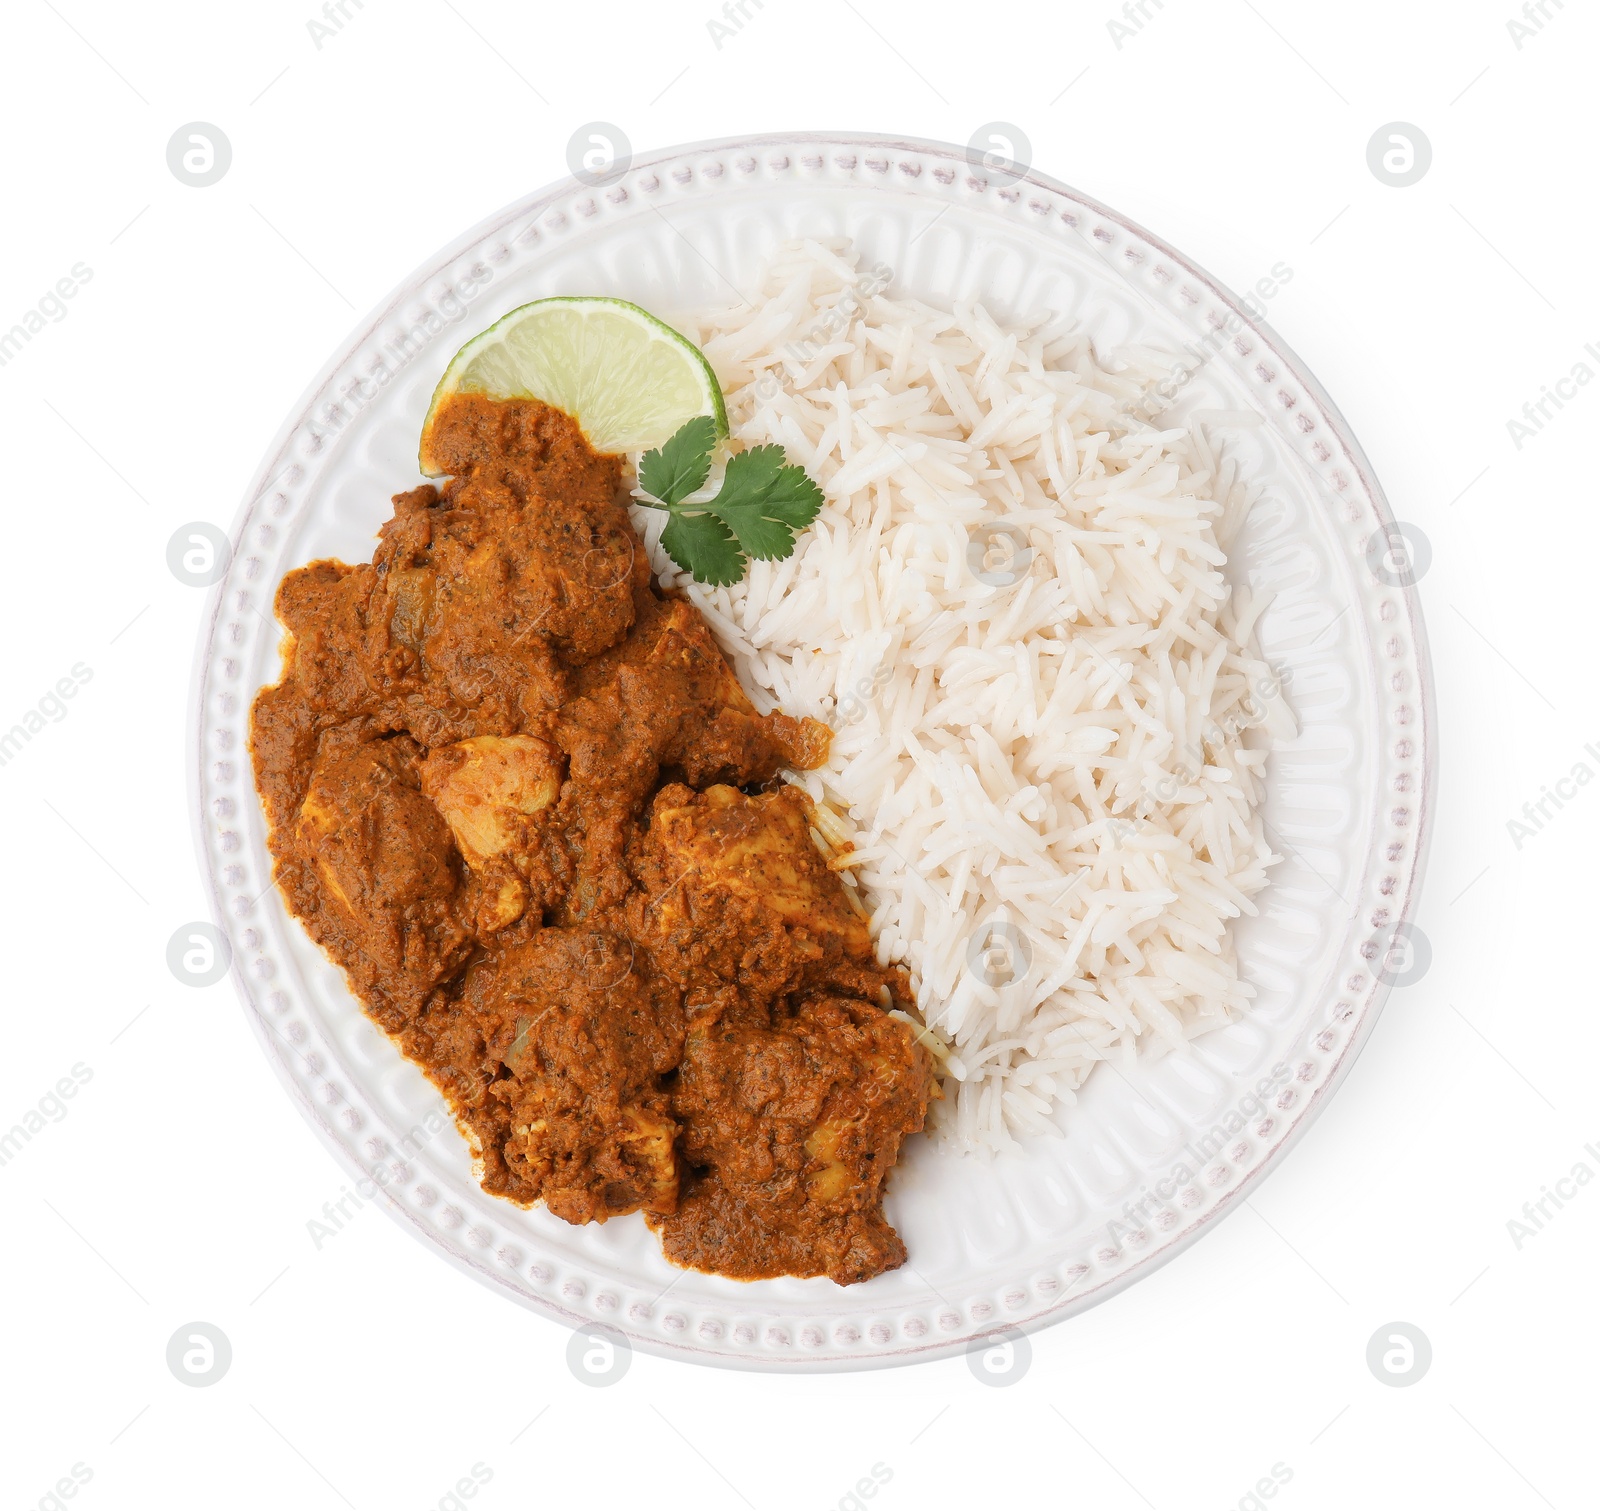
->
[419,296,726,474]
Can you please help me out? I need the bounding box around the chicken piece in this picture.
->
[293,739,472,1017]
[549,602,828,922]
[420,734,562,864]
[415,394,646,668]
[269,558,383,717]
[641,782,871,965]
[652,995,933,1284]
[575,597,830,783]
[459,929,682,1222]
[419,735,564,932]
[643,598,757,710]
[641,600,832,769]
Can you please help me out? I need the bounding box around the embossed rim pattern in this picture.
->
[189,132,1435,1371]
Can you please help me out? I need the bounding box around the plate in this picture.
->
[189,132,1434,1370]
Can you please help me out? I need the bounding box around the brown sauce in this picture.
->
[250,393,932,1283]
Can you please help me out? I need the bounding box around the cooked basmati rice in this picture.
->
[632,239,1294,1152]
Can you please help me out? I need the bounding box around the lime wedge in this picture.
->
[419,296,726,474]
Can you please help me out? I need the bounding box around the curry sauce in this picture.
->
[250,393,932,1284]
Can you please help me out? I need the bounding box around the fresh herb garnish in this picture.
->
[660,510,745,588]
[636,418,824,586]
[638,415,717,505]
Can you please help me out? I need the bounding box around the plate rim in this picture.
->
[188,128,1437,1372]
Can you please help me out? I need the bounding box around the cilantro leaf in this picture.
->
[718,442,785,496]
[660,510,746,586]
[636,425,823,585]
[638,415,716,507]
[706,445,826,561]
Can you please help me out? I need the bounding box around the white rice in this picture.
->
[631,239,1294,1153]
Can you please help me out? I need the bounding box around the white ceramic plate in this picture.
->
[190,132,1434,1370]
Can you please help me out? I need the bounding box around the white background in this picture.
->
[0,1,1593,1507]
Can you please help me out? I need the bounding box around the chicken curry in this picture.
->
[251,392,933,1284]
